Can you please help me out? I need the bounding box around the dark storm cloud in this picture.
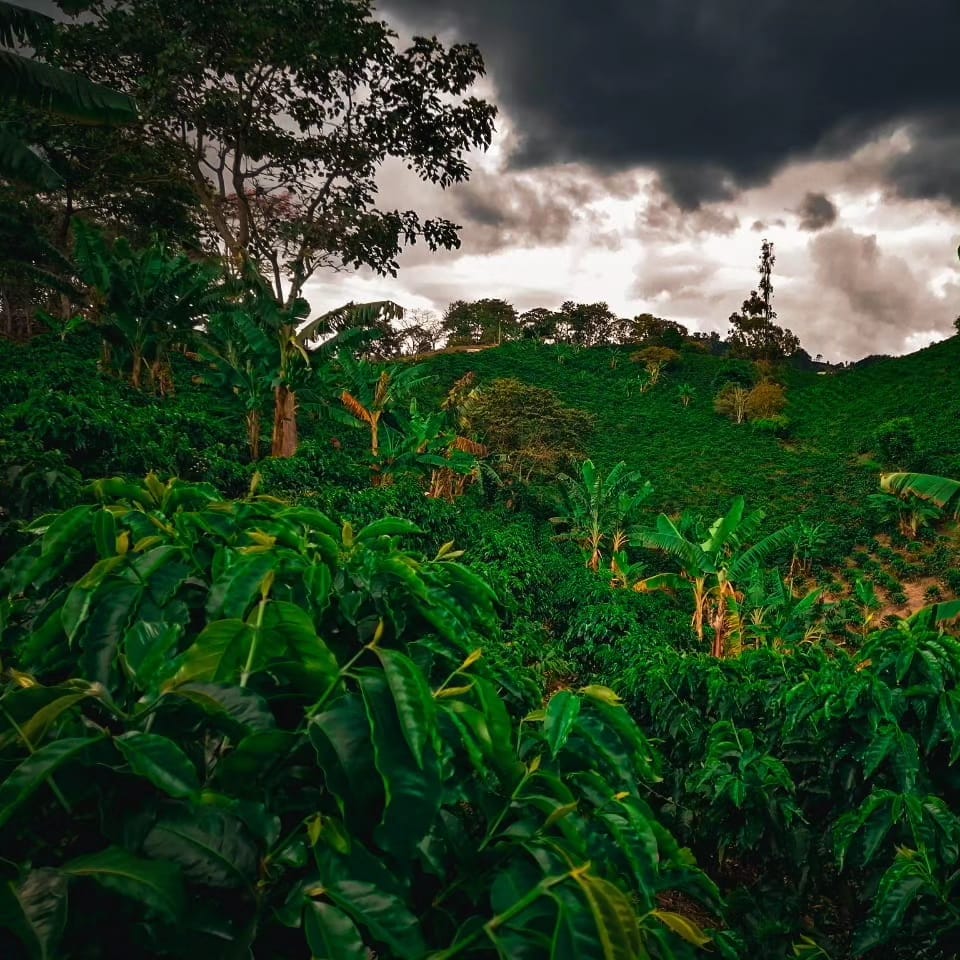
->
[637,183,740,240]
[884,110,960,205]
[385,0,960,207]
[796,192,838,231]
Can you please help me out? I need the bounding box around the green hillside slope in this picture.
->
[422,338,960,553]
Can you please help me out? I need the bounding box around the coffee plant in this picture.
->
[0,475,724,958]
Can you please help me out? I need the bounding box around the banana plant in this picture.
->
[0,1,137,188]
[633,498,796,656]
[867,491,941,539]
[220,269,403,458]
[72,220,228,393]
[196,307,275,460]
[880,471,960,518]
[728,568,825,649]
[333,354,433,483]
[550,459,653,572]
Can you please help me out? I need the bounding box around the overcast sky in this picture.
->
[304,0,960,363]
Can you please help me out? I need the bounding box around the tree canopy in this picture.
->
[47,0,497,303]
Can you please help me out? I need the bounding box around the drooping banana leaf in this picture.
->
[881,472,960,518]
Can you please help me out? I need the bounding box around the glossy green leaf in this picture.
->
[355,517,423,541]
[373,647,436,768]
[166,682,276,733]
[544,691,581,759]
[18,691,93,746]
[92,510,118,559]
[324,879,425,957]
[173,619,254,684]
[359,672,441,859]
[115,731,200,798]
[304,900,367,959]
[0,736,105,828]
[206,553,276,620]
[61,847,183,921]
[142,806,258,890]
[77,579,142,685]
[571,869,644,960]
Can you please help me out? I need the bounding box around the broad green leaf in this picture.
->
[92,510,118,559]
[77,580,143,685]
[166,682,276,733]
[61,847,183,921]
[206,553,276,620]
[19,691,93,746]
[355,517,423,541]
[359,672,441,859]
[544,691,581,759]
[324,879,425,957]
[652,910,712,947]
[0,736,105,828]
[123,619,184,689]
[259,601,336,676]
[862,727,897,780]
[115,731,200,798]
[214,730,299,787]
[173,619,254,684]
[310,696,382,827]
[373,647,436,768]
[304,900,367,960]
[571,869,644,960]
[143,806,258,890]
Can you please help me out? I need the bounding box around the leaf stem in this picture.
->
[240,594,268,688]
[1,705,72,814]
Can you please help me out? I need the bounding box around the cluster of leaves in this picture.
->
[0,475,726,958]
[616,624,960,958]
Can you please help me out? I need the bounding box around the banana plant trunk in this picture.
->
[370,413,383,486]
[131,347,143,389]
[247,409,262,461]
[272,385,298,458]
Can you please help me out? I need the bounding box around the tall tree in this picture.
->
[728,239,800,362]
[555,301,618,347]
[48,0,496,305]
[441,298,518,346]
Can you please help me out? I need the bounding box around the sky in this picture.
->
[303,0,960,363]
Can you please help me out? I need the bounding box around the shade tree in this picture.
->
[48,0,496,306]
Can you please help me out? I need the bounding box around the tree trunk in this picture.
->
[247,409,262,461]
[272,385,298,457]
[131,347,143,389]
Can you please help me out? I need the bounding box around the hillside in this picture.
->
[3,330,960,959]
[422,337,960,565]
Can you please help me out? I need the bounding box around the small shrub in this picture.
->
[750,416,791,437]
[744,381,787,420]
[873,416,919,470]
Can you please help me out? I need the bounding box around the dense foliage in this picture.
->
[3,3,960,957]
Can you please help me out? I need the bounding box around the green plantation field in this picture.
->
[3,1,960,953]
